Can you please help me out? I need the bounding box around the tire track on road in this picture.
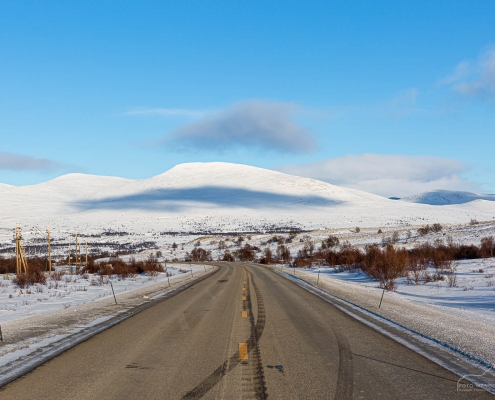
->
[182,267,267,399]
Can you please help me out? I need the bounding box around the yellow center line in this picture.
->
[238,343,248,360]
[242,296,246,300]
[242,310,247,318]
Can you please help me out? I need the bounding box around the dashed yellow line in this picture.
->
[238,343,248,360]
[242,296,246,301]
[242,310,247,318]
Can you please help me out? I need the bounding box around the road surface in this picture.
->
[0,263,492,399]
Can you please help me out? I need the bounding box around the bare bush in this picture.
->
[277,244,291,263]
[259,248,274,265]
[480,236,494,258]
[445,263,458,288]
[432,223,443,233]
[321,235,339,250]
[221,251,235,262]
[13,267,47,288]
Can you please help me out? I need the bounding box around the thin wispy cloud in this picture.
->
[163,100,317,154]
[442,48,495,100]
[125,107,207,118]
[380,88,420,118]
[275,154,479,198]
[0,152,65,171]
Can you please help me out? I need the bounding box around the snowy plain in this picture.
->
[1,162,495,240]
[1,162,494,377]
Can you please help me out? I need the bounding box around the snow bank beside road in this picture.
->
[0,263,208,324]
[0,264,215,366]
[279,262,495,367]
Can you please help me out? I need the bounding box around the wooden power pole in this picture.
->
[75,231,79,271]
[47,224,52,274]
[15,224,28,275]
[15,224,20,275]
[85,239,88,269]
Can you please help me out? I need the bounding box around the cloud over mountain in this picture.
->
[275,154,478,198]
[0,152,64,171]
[163,100,317,153]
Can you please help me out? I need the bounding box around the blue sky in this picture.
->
[1,1,494,197]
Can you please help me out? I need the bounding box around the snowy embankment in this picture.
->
[278,259,495,367]
[0,263,214,366]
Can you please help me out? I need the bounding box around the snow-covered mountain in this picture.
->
[0,162,494,234]
[400,190,495,205]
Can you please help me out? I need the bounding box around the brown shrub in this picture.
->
[13,267,46,288]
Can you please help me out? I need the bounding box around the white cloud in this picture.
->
[381,88,419,118]
[125,107,206,118]
[440,61,471,85]
[164,100,317,153]
[442,48,495,100]
[274,154,479,198]
[0,152,64,171]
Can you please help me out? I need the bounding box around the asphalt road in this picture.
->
[0,263,492,399]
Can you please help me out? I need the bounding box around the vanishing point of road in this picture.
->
[0,263,491,400]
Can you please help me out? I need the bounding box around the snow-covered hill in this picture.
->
[401,190,495,205]
[0,162,494,234]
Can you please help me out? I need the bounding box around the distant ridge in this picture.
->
[400,190,495,205]
[0,162,494,232]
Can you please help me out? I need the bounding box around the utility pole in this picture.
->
[75,231,79,271]
[47,225,52,274]
[15,224,28,274]
[85,239,88,269]
[15,224,20,275]
[68,244,71,267]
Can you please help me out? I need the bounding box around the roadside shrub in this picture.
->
[0,256,16,274]
[259,248,274,265]
[222,251,235,262]
[277,244,291,263]
[189,247,212,262]
[321,235,339,249]
[235,244,257,261]
[361,245,407,290]
[481,236,495,258]
[13,266,46,288]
